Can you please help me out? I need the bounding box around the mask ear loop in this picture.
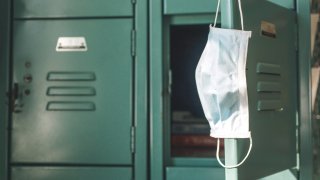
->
[216,135,253,169]
[213,0,244,31]
[212,0,221,27]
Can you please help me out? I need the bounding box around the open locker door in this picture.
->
[222,0,298,179]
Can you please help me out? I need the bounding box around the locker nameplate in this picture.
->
[261,21,276,38]
[56,37,87,52]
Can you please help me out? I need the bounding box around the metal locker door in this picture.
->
[11,19,133,165]
[222,0,298,179]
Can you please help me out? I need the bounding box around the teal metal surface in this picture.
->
[47,87,96,96]
[164,0,218,15]
[11,167,132,180]
[0,0,10,179]
[166,167,225,180]
[171,157,221,167]
[257,100,282,111]
[46,72,96,81]
[134,0,148,179]
[267,0,295,9]
[168,14,218,25]
[46,102,96,111]
[14,0,132,18]
[256,63,281,75]
[162,17,171,171]
[220,1,239,180]
[257,82,281,92]
[297,0,313,180]
[150,0,164,180]
[225,0,298,179]
[260,169,297,180]
[11,19,133,164]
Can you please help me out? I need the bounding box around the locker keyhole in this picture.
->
[24,74,33,83]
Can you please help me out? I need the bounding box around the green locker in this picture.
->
[7,0,149,179]
[14,0,132,18]
[150,0,311,180]
[224,1,298,179]
[150,1,226,180]
[11,19,133,165]
[2,0,149,179]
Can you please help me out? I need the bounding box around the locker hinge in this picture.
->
[130,126,136,153]
[131,29,136,57]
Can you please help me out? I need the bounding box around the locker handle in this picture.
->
[13,83,19,100]
[11,83,22,113]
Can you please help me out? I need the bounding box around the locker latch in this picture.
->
[10,83,23,113]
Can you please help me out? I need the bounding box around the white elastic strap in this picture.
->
[213,0,244,31]
[213,0,221,27]
[237,0,244,31]
[216,135,253,169]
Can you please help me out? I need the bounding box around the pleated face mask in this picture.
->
[195,0,252,168]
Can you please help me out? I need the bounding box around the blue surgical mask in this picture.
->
[195,0,252,168]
